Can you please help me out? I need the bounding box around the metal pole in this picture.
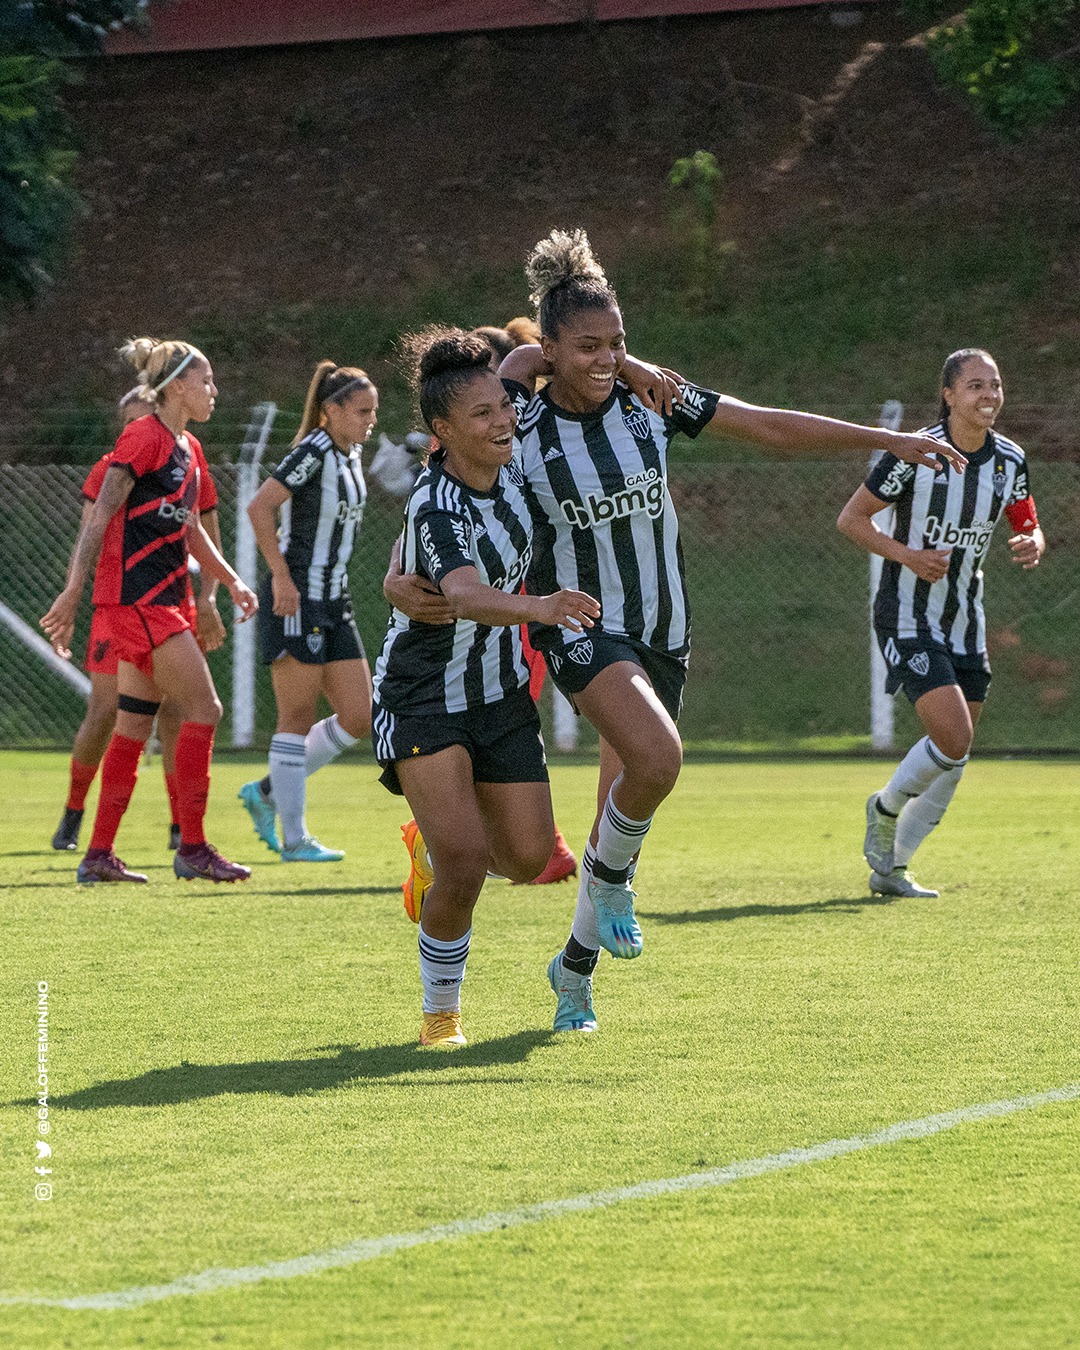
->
[232,402,277,748]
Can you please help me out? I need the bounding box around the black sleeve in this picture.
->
[864,453,915,503]
[664,382,722,440]
[1008,457,1032,504]
[272,437,328,492]
[413,502,476,587]
[502,377,533,421]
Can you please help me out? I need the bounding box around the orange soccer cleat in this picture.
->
[401,819,433,923]
[517,827,577,886]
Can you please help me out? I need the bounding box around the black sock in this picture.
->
[591,857,630,885]
[563,934,599,975]
[259,775,272,798]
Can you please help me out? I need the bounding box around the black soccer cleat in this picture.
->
[52,807,84,851]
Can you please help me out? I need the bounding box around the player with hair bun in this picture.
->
[50,383,228,853]
[239,361,377,862]
[839,348,1044,897]
[41,337,258,884]
[493,227,967,1033]
[372,326,601,1049]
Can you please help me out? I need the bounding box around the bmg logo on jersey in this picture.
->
[924,516,994,555]
[560,468,666,529]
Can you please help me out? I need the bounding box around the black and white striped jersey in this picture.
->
[506,378,719,657]
[372,458,534,717]
[270,429,367,603]
[866,423,1033,655]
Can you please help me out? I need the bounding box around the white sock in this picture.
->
[595,791,652,879]
[418,925,471,1013]
[878,737,966,815]
[570,844,600,951]
[269,733,307,849]
[305,714,358,776]
[894,764,965,868]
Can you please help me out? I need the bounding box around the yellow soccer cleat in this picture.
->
[401,819,434,923]
[420,1011,467,1049]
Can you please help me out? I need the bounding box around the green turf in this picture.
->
[2,753,1078,1347]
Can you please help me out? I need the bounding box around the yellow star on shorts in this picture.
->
[412,746,420,754]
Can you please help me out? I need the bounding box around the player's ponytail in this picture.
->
[119,337,206,401]
[525,228,618,338]
[399,326,493,435]
[293,361,374,445]
[938,347,994,423]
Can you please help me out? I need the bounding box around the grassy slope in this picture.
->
[1,753,1077,1346]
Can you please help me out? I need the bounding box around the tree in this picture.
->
[0,3,151,308]
[906,0,1080,137]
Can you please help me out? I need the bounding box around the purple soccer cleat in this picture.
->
[76,849,148,884]
[173,842,251,883]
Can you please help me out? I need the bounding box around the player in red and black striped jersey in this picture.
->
[50,389,228,853]
[839,349,1045,899]
[42,338,258,884]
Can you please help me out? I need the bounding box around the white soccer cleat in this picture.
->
[869,868,939,899]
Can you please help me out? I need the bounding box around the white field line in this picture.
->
[5,1081,1078,1312]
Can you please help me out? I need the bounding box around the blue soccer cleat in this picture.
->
[281,835,345,863]
[239,780,281,853]
[547,951,597,1032]
[588,876,643,960]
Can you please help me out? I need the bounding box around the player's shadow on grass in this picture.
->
[638,895,899,924]
[8,1031,555,1111]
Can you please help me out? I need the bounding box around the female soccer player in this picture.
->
[372,327,600,1049]
[496,228,965,1032]
[41,337,258,884]
[239,362,376,862]
[51,386,227,853]
[838,348,1043,897]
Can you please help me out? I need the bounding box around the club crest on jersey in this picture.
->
[560,468,665,529]
[566,640,594,666]
[622,406,652,441]
[907,651,930,676]
[306,630,324,655]
[992,465,1007,496]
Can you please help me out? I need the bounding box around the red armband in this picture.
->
[1004,497,1039,532]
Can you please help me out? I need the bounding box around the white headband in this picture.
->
[153,350,196,392]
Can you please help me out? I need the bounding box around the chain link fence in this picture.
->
[1,456,1077,753]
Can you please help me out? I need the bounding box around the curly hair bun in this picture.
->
[118,337,161,375]
[525,228,608,307]
[417,329,492,383]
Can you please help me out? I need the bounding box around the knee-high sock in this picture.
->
[418,925,471,1013]
[594,791,652,882]
[163,770,180,828]
[269,733,307,848]
[568,843,600,961]
[67,757,99,812]
[878,737,966,816]
[175,721,215,848]
[894,763,965,868]
[304,714,359,775]
[89,735,144,850]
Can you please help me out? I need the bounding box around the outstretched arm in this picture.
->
[439,566,600,633]
[837,485,951,584]
[708,396,967,473]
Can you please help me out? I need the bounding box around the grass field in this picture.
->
[2,751,1078,1348]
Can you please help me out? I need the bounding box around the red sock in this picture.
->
[163,771,180,827]
[67,757,99,812]
[89,735,145,851]
[175,722,215,847]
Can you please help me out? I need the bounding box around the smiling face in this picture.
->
[943,354,1003,438]
[324,384,379,450]
[431,369,517,489]
[541,304,626,413]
